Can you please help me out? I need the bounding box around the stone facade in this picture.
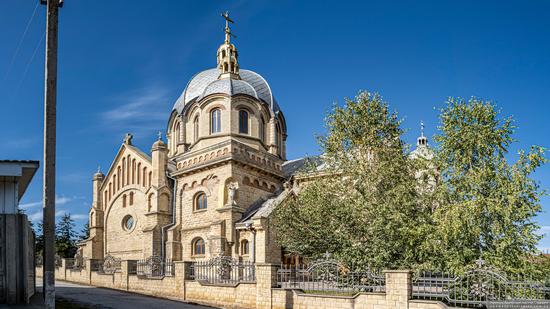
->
[79,19,288,265]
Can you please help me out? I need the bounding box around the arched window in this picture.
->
[276,123,283,157]
[239,110,249,134]
[241,239,249,255]
[129,192,134,206]
[137,162,141,185]
[175,122,180,145]
[122,194,127,208]
[194,192,207,210]
[210,108,221,134]
[122,158,126,186]
[126,155,131,184]
[132,159,136,184]
[193,238,206,256]
[193,116,199,142]
[259,117,265,143]
[147,193,154,212]
[142,167,147,187]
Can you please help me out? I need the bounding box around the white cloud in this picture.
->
[19,195,77,209]
[55,210,87,220]
[28,211,42,221]
[101,86,169,123]
[27,209,88,223]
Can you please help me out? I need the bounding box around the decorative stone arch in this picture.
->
[147,192,155,212]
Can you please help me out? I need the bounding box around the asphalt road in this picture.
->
[36,281,216,309]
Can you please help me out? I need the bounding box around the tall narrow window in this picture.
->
[211,108,221,134]
[241,239,249,255]
[129,192,134,206]
[276,123,282,157]
[239,110,249,134]
[175,122,180,145]
[259,117,265,143]
[193,116,199,142]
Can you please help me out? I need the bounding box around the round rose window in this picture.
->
[122,215,134,231]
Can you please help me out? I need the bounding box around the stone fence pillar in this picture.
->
[120,260,132,290]
[85,259,93,284]
[255,263,278,309]
[60,259,72,280]
[175,261,190,300]
[384,270,412,309]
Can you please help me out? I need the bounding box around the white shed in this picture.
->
[0,160,39,214]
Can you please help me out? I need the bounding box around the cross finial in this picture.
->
[475,257,485,268]
[97,165,101,173]
[420,120,425,138]
[221,11,236,43]
[123,133,133,145]
[157,131,163,141]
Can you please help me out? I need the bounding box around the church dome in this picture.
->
[172,68,280,114]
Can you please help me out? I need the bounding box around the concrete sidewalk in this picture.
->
[1,281,216,309]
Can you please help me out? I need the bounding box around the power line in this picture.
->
[3,1,40,81]
[11,29,46,101]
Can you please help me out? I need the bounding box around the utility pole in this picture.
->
[41,0,63,308]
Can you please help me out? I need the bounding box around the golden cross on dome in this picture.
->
[221,11,236,42]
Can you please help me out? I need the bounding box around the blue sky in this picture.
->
[1,1,549,249]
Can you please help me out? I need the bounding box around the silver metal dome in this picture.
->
[172,68,280,114]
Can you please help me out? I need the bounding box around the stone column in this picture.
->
[120,260,132,291]
[85,259,93,285]
[175,261,190,300]
[384,270,412,309]
[255,263,278,309]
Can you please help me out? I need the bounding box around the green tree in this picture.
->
[79,222,90,241]
[34,221,44,256]
[274,91,432,270]
[56,213,77,258]
[431,97,547,275]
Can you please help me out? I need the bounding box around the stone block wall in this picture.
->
[36,262,458,309]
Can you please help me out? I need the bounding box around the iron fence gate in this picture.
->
[190,256,255,285]
[413,262,550,308]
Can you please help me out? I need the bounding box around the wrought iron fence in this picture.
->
[72,251,85,270]
[64,258,75,269]
[277,254,385,294]
[128,260,138,275]
[90,259,103,271]
[136,256,174,278]
[190,256,255,285]
[100,255,122,274]
[413,261,550,308]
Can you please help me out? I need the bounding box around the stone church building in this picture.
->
[79,18,295,265]
[79,17,431,266]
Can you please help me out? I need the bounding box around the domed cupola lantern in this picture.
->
[217,11,240,79]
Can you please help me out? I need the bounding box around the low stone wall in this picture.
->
[37,261,457,309]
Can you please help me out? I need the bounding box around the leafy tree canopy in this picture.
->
[274,93,547,276]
